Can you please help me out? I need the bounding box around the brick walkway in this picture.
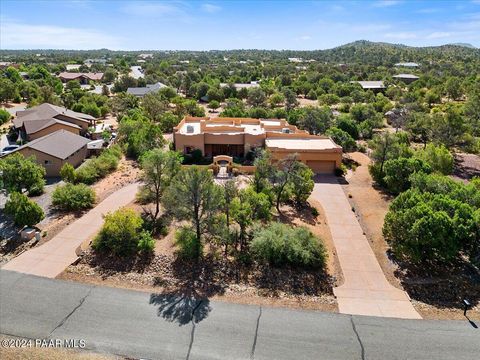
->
[2,183,140,278]
[310,177,421,319]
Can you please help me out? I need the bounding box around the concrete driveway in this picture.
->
[1,183,140,278]
[310,176,421,319]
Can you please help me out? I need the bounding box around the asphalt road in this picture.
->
[1,270,478,360]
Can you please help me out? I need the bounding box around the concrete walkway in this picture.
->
[311,177,421,319]
[2,183,140,278]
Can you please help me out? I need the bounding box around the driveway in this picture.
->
[1,270,478,360]
[310,176,421,319]
[1,183,139,278]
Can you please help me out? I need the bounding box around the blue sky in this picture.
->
[1,0,479,50]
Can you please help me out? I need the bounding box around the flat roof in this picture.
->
[393,74,419,79]
[265,138,340,151]
[354,81,385,89]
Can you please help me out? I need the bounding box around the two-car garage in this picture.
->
[265,137,343,175]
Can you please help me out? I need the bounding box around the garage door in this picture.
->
[306,160,336,174]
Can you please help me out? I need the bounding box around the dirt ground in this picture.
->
[60,202,338,313]
[343,151,480,320]
[452,152,480,182]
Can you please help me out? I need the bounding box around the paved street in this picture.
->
[1,183,139,278]
[1,270,478,360]
[311,177,421,319]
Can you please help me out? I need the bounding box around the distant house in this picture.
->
[58,72,104,84]
[219,81,260,90]
[138,53,154,60]
[84,58,107,66]
[393,74,419,84]
[66,64,82,71]
[14,103,95,140]
[395,62,420,68]
[353,81,386,92]
[5,130,90,177]
[127,82,168,97]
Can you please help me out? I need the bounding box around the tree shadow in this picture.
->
[149,292,211,326]
[313,174,349,185]
[391,255,480,311]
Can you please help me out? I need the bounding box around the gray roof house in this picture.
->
[127,82,168,97]
[394,62,420,68]
[14,103,95,139]
[352,81,386,91]
[393,74,419,83]
[5,130,90,177]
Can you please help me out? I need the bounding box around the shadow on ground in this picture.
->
[149,292,211,325]
[392,255,480,311]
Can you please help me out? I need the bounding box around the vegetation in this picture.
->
[0,108,11,125]
[0,153,46,195]
[251,222,327,269]
[383,173,479,265]
[92,208,154,257]
[75,145,122,184]
[5,192,45,227]
[52,183,96,211]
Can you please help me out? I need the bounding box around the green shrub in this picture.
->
[174,227,202,259]
[52,183,95,211]
[414,143,454,175]
[383,157,431,194]
[250,222,327,268]
[137,231,155,253]
[5,192,45,227]
[74,145,122,184]
[60,163,76,183]
[93,208,149,257]
[0,109,11,125]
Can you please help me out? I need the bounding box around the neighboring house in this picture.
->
[14,103,95,140]
[220,81,260,90]
[127,82,168,97]
[84,58,107,67]
[173,116,342,174]
[353,81,386,92]
[393,74,419,84]
[66,64,82,71]
[5,130,90,177]
[129,66,144,79]
[58,72,104,84]
[395,62,420,68]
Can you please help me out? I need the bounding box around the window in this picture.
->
[44,160,52,166]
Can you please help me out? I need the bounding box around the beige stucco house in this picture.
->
[173,117,342,174]
[8,130,90,177]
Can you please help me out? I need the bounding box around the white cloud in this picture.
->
[373,1,401,7]
[120,1,185,17]
[201,3,221,13]
[415,8,441,14]
[384,31,417,40]
[0,19,123,49]
[298,35,312,41]
[426,32,452,39]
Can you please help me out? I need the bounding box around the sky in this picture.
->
[1,0,479,50]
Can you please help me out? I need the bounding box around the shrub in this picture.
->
[137,231,155,253]
[326,127,357,152]
[0,109,11,125]
[414,143,454,175]
[5,192,44,227]
[383,157,431,194]
[52,183,95,211]
[60,163,76,183]
[0,153,46,195]
[74,145,122,184]
[92,208,149,257]
[250,222,327,269]
[175,227,202,259]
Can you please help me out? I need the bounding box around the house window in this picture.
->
[44,160,52,166]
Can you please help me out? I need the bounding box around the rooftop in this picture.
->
[58,72,104,81]
[265,138,341,151]
[393,74,419,79]
[354,81,386,89]
[14,103,95,129]
[394,62,420,67]
[127,82,167,96]
[14,130,90,159]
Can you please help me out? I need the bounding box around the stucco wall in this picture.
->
[17,145,87,177]
[55,114,90,131]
